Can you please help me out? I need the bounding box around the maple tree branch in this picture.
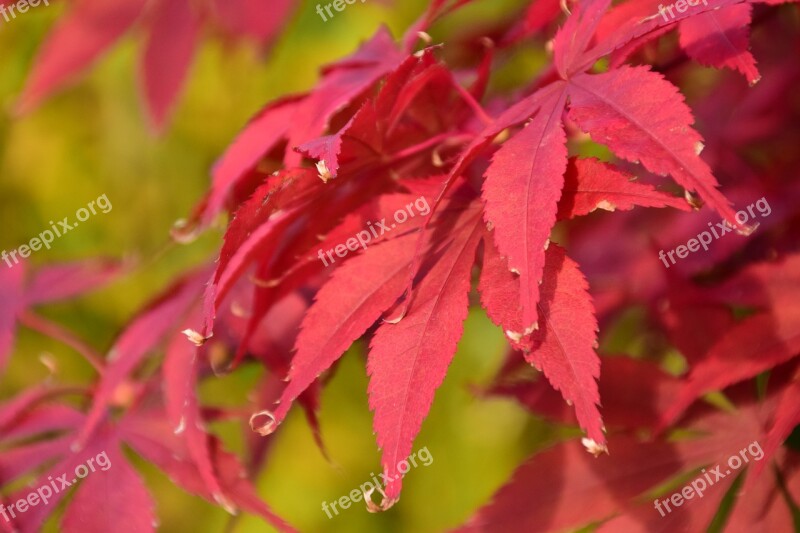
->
[386,132,464,164]
[17,311,105,371]
[38,385,90,401]
[453,82,494,126]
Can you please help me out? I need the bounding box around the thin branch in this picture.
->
[18,311,105,372]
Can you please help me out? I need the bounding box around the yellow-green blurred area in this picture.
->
[0,0,569,531]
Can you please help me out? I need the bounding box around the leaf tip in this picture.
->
[316,160,333,183]
[581,437,608,457]
[364,485,398,513]
[492,129,510,145]
[736,220,760,237]
[249,410,278,436]
[683,190,703,210]
[694,141,705,156]
[383,307,407,324]
[182,329,212,347]
[595,200,616,212]
[213,492,238,515]
[171,218,201,244]
[174,416,186,435]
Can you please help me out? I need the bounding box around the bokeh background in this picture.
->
[0,0,576,531]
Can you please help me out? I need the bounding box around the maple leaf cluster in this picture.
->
[2,0,800,531]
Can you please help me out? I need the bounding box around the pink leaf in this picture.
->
[140,0,202,130]
[25,258,123,306]
[0,264,25,370]
[284,27,404,167]
[659,306,800,429]
[17,0,148,114]
[121,410,295,531]
[557,158,691,220]
[747,364,800,482]
[580,0,751,72]
[459,436,683,533]
[679,4,760,85]
[527,244,605,447]
[62,445,156,533]
[269,232,419,429]
[211,0,295,47]
[478,229,529,350]
[567,66,741,227]
[482,85,568,331]
[368,208,483,503]
[552,0,611,77]
[76,271,206,448]
[164,312,233,513]
[202,96,304,226]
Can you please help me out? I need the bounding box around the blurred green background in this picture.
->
[0,1,566,531]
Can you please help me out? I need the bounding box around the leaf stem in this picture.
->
[453,82,494,126]
[17,311,104,371]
